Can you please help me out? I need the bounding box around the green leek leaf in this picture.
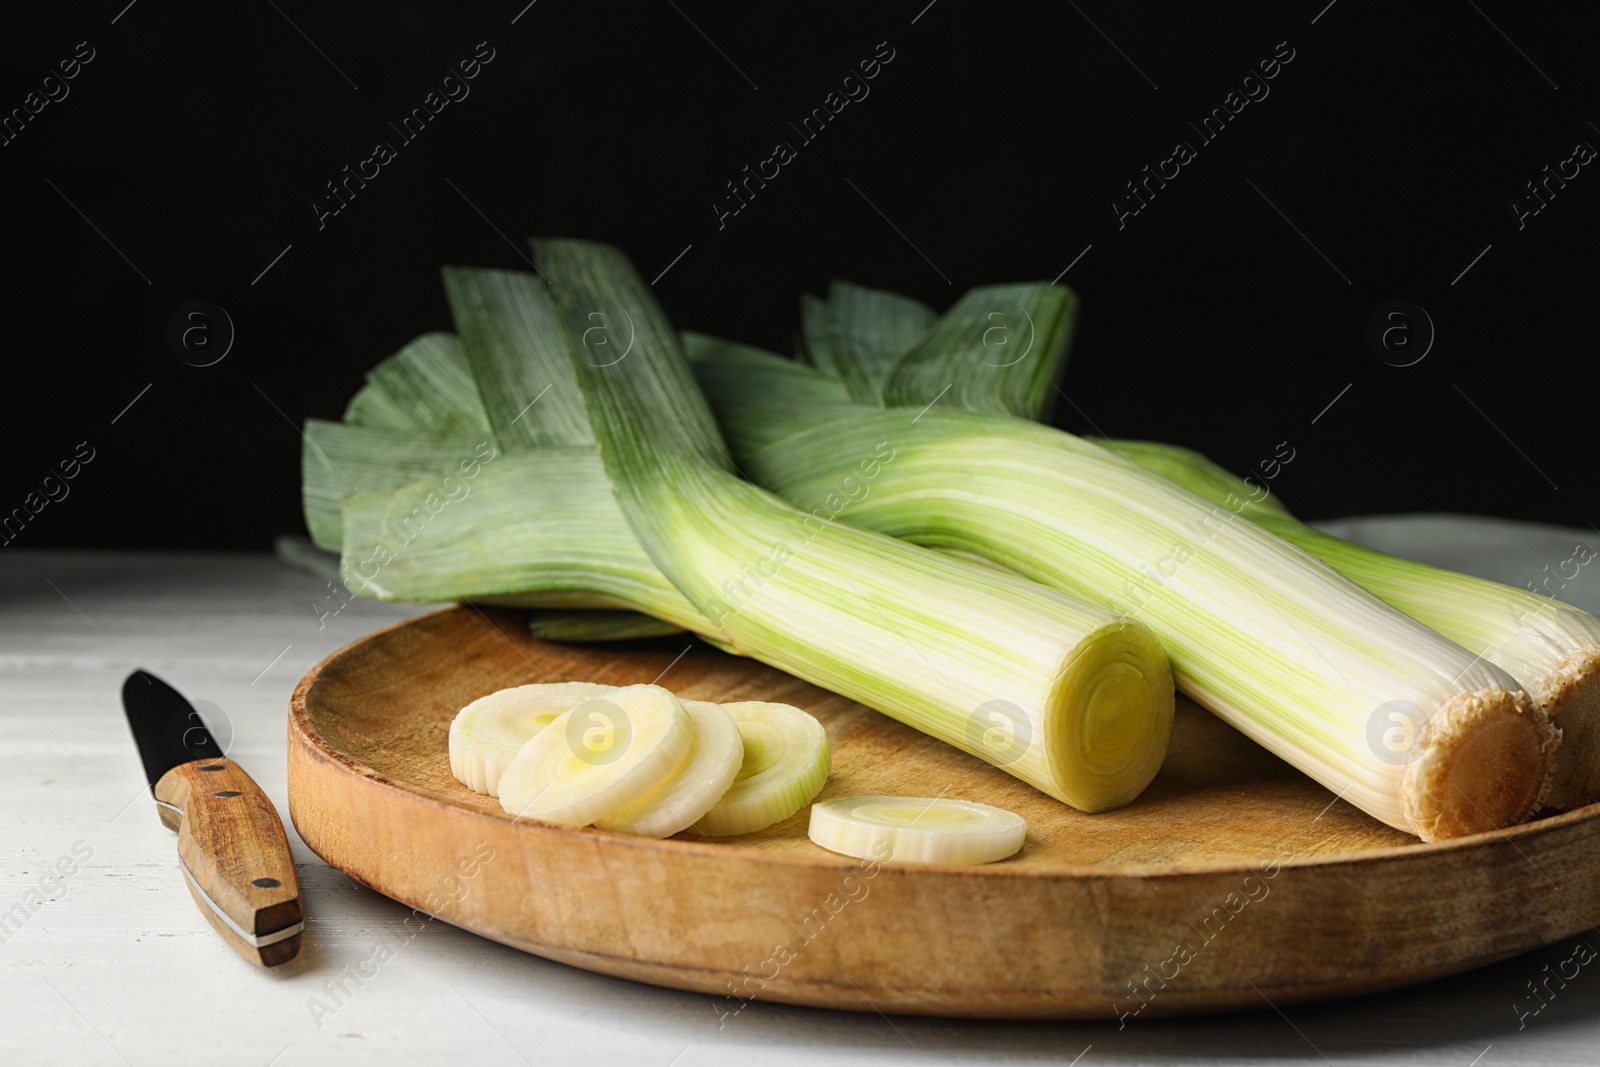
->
[441,267,594,450]
[301,419,493,550]
[880,282,1075,421]
[343,332,492,434]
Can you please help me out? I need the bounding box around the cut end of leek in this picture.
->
[1536,647,1600,811]
[596,699,744,838]
[498,684,693,826]
[808,796,1026,865]
[1045,622,1176,812]
[694,701,830,836]
[1401,687,1559,840]
[1103,435,1600,818]
[450,682,615,796]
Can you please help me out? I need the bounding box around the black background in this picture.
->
[2,1,1595,549]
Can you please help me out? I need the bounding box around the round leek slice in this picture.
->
[808,796,1026,865]
[449,682,615,797]
[498,683,693,827]
[693,701,829,836]
[596,700,743,838]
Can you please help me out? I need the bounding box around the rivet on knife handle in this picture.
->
[154,758,304,966]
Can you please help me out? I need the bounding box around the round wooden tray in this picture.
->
[287,605,1600,1019]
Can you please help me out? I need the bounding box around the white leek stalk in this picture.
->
[1108,437,1600,810]
[689,324,1558,840]
[534,239,1176,812]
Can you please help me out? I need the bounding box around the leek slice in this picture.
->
[1106,437,1600,810]
[694,701,830,836]
[808,796,1026,865]
[449,682,614,796]
[498,684,693,826]
[597,699,744,838]
[535,239,1175,812]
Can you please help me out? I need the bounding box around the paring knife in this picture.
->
[121,669,304,966]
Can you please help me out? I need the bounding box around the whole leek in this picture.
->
[299,254,1178,813]
[687,299,1559,840]
[783,278,1600,813]
[534,239,1176,812]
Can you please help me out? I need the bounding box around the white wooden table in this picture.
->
[5,517,1600,1066]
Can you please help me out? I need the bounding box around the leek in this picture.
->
[688,296,1558,840]
[534,238,1176,812]
[335,448,710,632]
[307,399,702,637]
[498,684,693,826]
[808,796,1027,865]
[301,251,1177,813]
[806,281,935,403]
[450,682,615,796]
[1104,438,1600,810]
[301,419,491,550]
[318,294,681,641]
[343,332,492,433]
[596,698,745,838]
[440,266,595,450]
[693,701,831,836]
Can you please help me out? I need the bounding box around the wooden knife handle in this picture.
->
[153,758,303,967]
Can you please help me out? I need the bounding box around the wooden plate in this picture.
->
[287,605,1600,1019]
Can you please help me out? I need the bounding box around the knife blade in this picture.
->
[122,669,303,966]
